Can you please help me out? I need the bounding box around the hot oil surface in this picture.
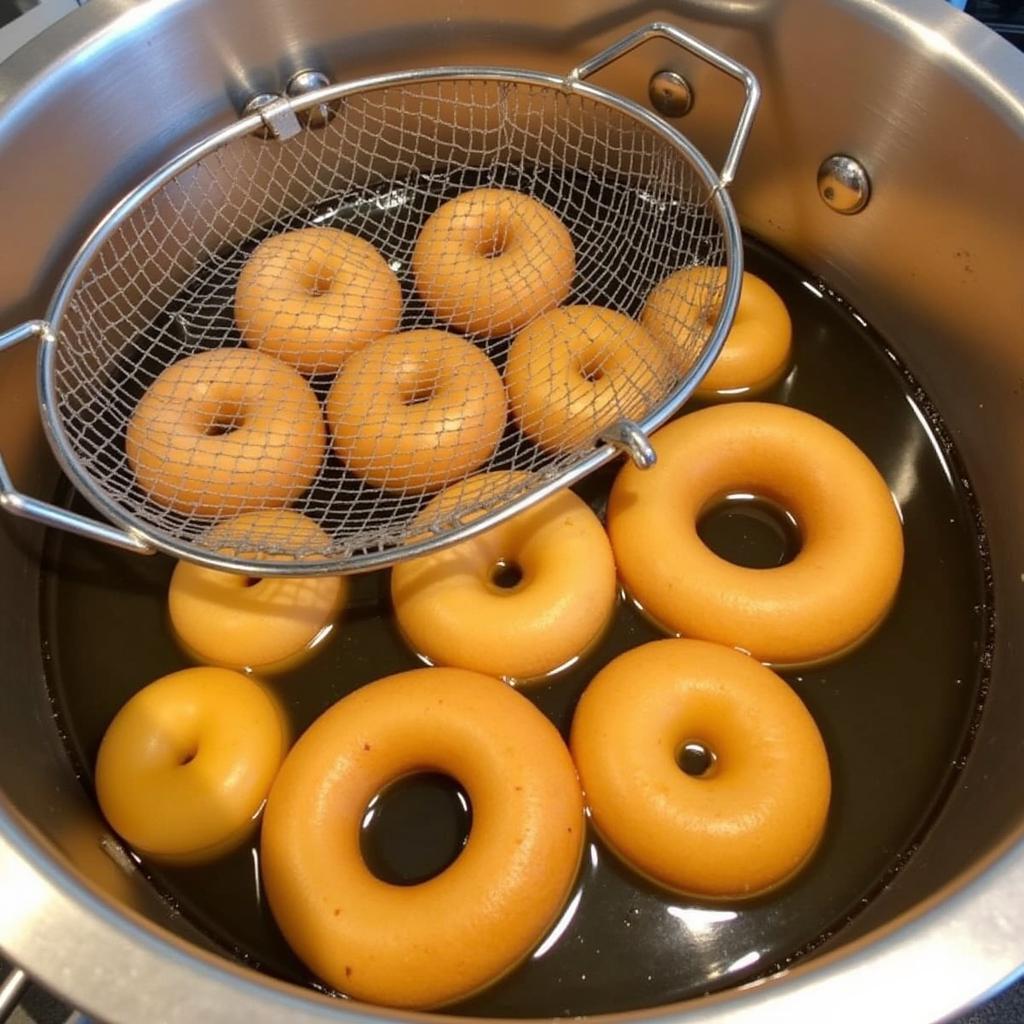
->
[41,240,989,1016]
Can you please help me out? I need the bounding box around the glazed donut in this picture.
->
[235,227,402,375]
[125,348,325,517]
[392,471,617,682]
[169,511,347,673]
[607,402,904,667]
[570,639,830,898]
[261,667,584,1008]
[326,329,506,492]
[412,188,575,338]
[505,306,671,454]
[642,269,792,399]
[96,667,288,864]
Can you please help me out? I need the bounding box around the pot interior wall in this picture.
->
[0,0,1022,1013]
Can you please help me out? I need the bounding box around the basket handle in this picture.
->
[0,320,155,555]
[568,22,760,189]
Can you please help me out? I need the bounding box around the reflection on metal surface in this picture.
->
[817,154,871,214]
[649,69,694,117]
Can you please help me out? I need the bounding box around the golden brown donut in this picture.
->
[169,511,347,673]
[235,227,402,374]
[412,188,575,338]
[325,328,506,492]
[505,305,671,454]
[261,667,585,1008]
[391,471,617,682]
[642,269,792,399]
[570,639,831,897]
[96,667,288,864]
[607,402,904,667]
[125,348,325,517]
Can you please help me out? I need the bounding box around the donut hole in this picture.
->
[576,352,607,384]
[676,741,716,778]
[489,559,524,590]
[474,223,511,259]
[697,493,801,569]
[399,378,438,407]
[301,265,335,297]
[360,772,472,886]
[202,401,247,438]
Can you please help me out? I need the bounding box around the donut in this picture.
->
[505,305,671,454]
[261,667,584,1008]
[125,348,325,517]
[96,667,288,864]
[169,511,347,673]
[412,188,574,338]
[392,471,617,682]
[325,329,506,492]
[235,227,402,374]
[607,402,904,667]
[642,269,792,399]
[570,639,831,897]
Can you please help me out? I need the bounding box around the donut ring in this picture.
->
[326,329,506,492]
[169,511,347,673]
[125,348,325,517]
[392,471,617,682]
[413,188,575,338]
[96,667,288,864]
[235,227,402,374]
[570,639,831,897]
[642,269,792,399]
[261,667,584,1008]
[607,402,904,667]
[505,306,670,454]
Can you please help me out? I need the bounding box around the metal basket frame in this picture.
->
[0,22,759,576]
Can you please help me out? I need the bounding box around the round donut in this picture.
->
[169,511,347,673]
[505,305,671,454]
[412,188,575,338]
[607,402,904,667]
[570,639,831,898]
[125,348,325,517]
[96,667,288,864]
[261,667,584,1008]
[392,471,617,682]
[642,269,792,399]
[326,329,506,492]
[235,227,402,374]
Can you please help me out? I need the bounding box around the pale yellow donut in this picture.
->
[125,348,325,517]
[413,188,575,338]
[505,306,671,454]
[169,511,347,673]
[261,667,584,1008]
[96,667,288,864]
[326,329,506,492]
[392,471,617,682]
[235,227,402,374]
[570,639,830,898]
[642,269,792,399]
[607,402,904,667]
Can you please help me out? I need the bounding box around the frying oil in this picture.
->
[40,238,990,1016]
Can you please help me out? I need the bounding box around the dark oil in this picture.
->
[40,238,991,1017]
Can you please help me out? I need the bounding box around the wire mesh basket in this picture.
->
[0,23,758,575]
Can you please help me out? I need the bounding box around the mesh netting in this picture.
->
[51,77,729,572]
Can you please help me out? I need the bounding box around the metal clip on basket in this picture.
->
[0,23,759,576]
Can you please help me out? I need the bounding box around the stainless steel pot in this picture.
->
[0,1,1022,1021]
